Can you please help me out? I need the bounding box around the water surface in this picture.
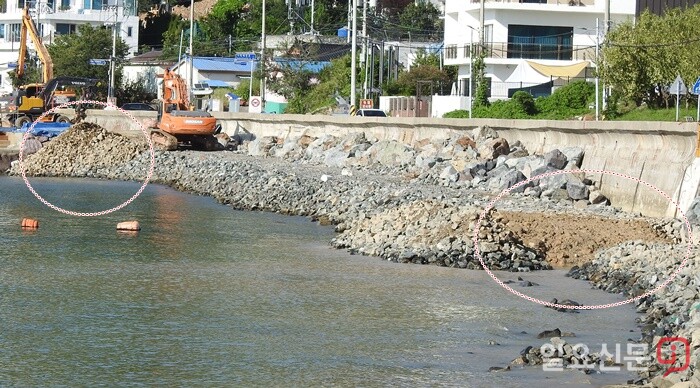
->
[0,176,640,387]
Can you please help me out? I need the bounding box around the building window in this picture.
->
[445,45,457,59]
[0,24,4,39]
[56,23,76,35]
[61,0,70,9]
[83,0,103,10]
[0,0,6,13]
[17,0,25,8]
[127,26,132,37]
[9,23,20,42]
[507,24,573,60]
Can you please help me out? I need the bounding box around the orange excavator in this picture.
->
[151,69,221,150]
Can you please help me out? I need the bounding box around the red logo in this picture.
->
[657,337,690,377]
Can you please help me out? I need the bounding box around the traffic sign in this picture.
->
[235,52,257,60]
[89,59,108,66]
[249,96,262,113]
[359,99,373,109]
[692,77,700,95]
[669,75,687,95]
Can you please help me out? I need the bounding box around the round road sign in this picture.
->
[250,97,261,108]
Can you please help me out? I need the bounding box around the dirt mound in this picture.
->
[14,122,147,177]
[497,211,672,268]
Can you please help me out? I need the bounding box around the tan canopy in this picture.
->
[526,60,590,78]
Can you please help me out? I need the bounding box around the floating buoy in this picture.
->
[21,218,39,229]
[116,221,141,231]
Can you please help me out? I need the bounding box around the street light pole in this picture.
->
[595,18,599,121]
[350,0,357,107]
[469,28,473,119]
[188,0,194,106]
[260,0,266,105]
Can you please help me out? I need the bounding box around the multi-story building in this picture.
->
[0,0,140,95]
[443,0,636,101]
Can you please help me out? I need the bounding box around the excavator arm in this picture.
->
[17,7,53,82]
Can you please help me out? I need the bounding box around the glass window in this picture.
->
[0,24,4,39]
[55,23,76,34]
[10,23,20,42]
[61,0,70,9]
[507,24,573,60]
[127,26,132,37]
[17,0,25,8]
[0,0,6,13]
[83,0,102,10]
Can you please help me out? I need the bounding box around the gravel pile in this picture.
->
[10,122,147,177]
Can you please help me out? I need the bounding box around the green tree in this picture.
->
[601,5,700,108]
[266,61,315,113]
[472,50,489,107]
[48,24,128,94]
[116,77,158,104]
[397,1,442,40]
[8,53,42,88]
[385,64,452,96]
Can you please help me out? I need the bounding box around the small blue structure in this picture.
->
[17,122,72,138]
[337,27,349,38]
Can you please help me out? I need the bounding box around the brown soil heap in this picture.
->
[497,211,673,268]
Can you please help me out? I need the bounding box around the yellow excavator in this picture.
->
[5,7,84,127]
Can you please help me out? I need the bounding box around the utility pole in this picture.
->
[350,0,357,107]
[361,0,367,99]
[106,1,118,106]
[260,0,266,105]
[178,29,184,65]
[347,0,351,43]
[595,18,599,121]
[311,0,315,35]
[479,0,485,44]
[188,0,195,105]
[602,0,610,112]
[228,34,232,54]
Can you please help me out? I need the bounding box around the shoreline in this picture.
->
[7,124,699,386]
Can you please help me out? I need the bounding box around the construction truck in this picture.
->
[5,7,91,127]
[151,69,222,150]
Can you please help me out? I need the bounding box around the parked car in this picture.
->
[356,109,387,117]
[120,103,156,111]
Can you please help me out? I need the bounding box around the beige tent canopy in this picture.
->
[505,60,591,84]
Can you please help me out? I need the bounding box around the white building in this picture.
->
[443,0,636,101]
[0,0,140,95]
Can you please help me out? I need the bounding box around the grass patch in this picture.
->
[613,106,699,122]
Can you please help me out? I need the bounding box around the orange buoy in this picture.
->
[116,221,141,231]
[21,218,39,229]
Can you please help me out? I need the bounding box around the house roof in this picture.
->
[128,50,174,65]
[286,40,352,62]
[174,57,253,73]
[274,59,331,73]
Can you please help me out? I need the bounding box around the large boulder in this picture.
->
[363,140,415,166]
[440,165,460,182]
[560,146,585,168]
[472,126,499,142]
[324,148,350,167]
[247,136,276,157]
[543,149,568,170]
[565,175,589,200]
[478,138,510,160]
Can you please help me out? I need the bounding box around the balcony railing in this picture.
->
[469,0,595,5]
[447,42,597,62]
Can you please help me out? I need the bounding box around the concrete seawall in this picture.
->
[3,110,698,218]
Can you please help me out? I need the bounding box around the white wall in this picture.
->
[431,95,470,118]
